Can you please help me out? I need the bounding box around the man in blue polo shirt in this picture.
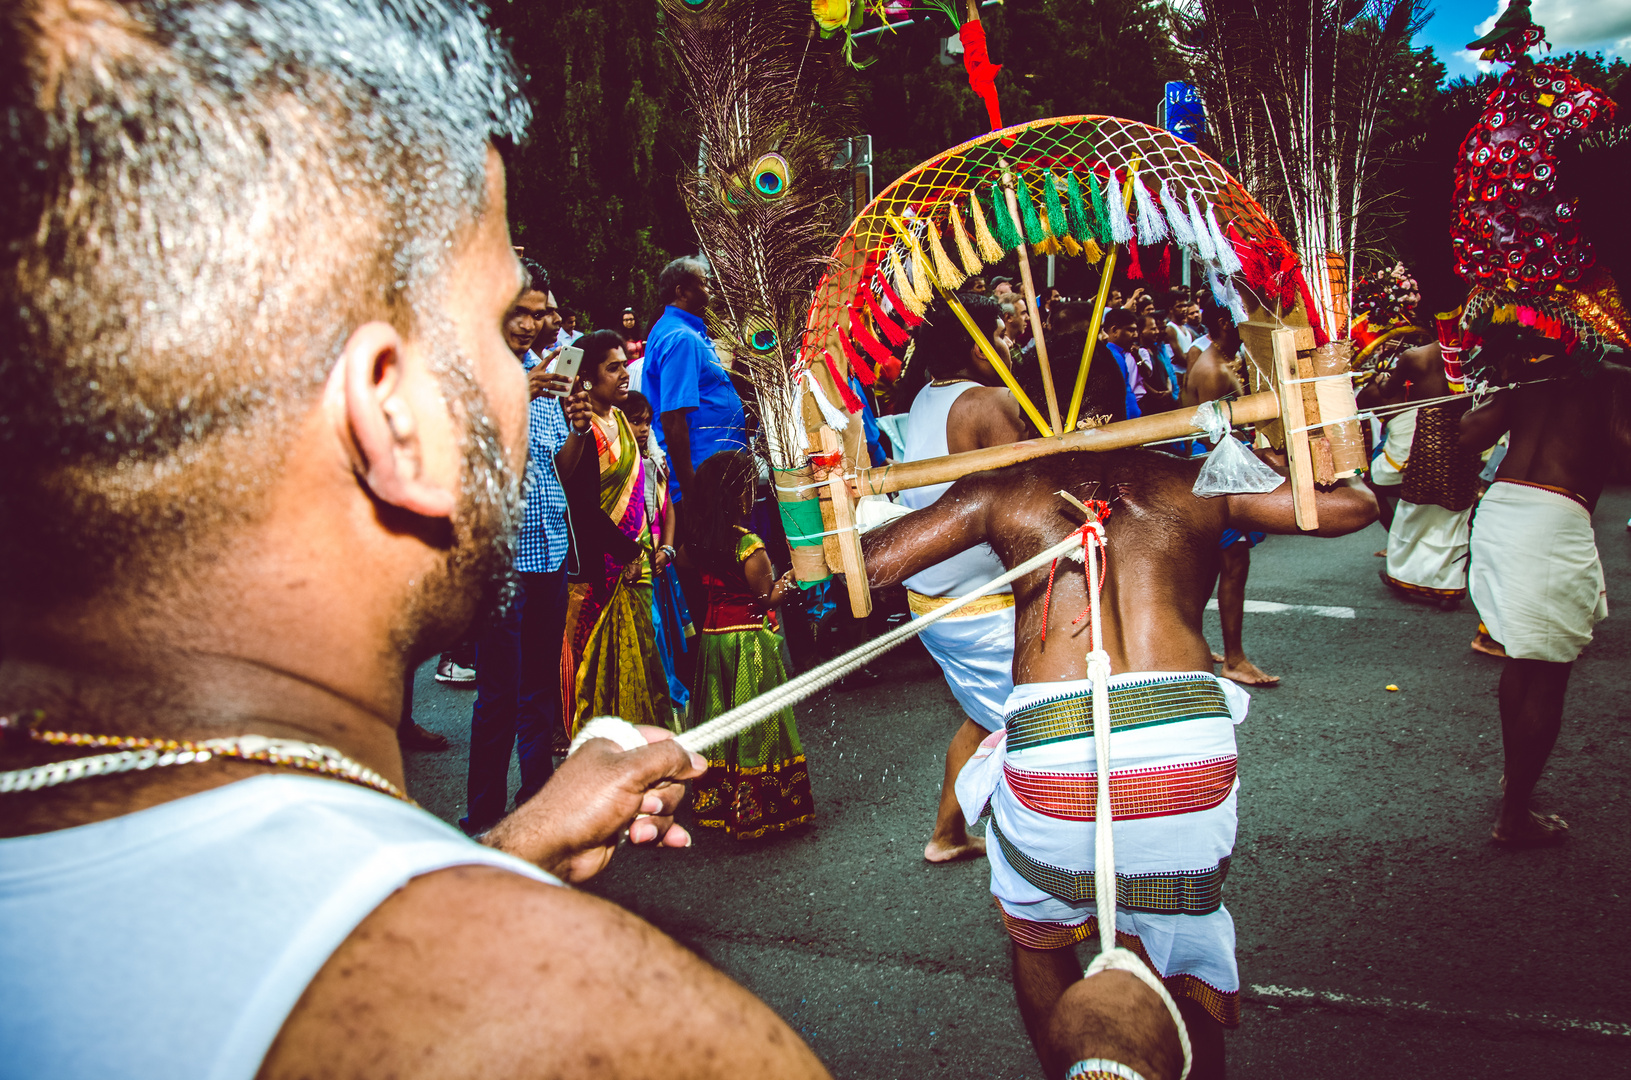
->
[642,256,748,501]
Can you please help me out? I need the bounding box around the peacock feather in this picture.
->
[661,0,857,468]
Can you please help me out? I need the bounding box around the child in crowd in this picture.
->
[679,450,814,840]
[624,391,691,725]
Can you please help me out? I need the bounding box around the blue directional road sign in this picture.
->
[1160,81,1205,145]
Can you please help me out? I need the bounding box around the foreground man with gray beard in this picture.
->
[0,2,827,1077]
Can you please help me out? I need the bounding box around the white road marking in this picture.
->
[1206,599,1355,618]
[1248,984,1631,1039]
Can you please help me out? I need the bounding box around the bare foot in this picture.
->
[924,835,986,863]
[1210,651,1225,664]
[1491,809,1569,847]
[1220,658,1281,687]
[1373,550,1386,558]
[1470,630,1507,658]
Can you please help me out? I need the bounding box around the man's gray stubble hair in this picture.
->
[0,0,532,604]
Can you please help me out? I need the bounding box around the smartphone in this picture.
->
[543,345,584,397]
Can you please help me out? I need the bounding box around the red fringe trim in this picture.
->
[822,350,866,413]
[865,289,910,346]
[1126,239,1144,280]
[848,308,895,373]
[837,327,876,385]
[875,273,924,328]
[1158,243,1172,282]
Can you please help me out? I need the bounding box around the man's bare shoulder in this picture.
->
[946,384,1020,418]
[947,385,1027,451]
[259,864,828,1080]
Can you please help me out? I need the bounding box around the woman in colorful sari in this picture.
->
[624,391,692,727]
[679,449,814,840]
[559,330,672,736]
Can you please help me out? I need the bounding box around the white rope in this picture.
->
[773,476,856,497]
[569,529,1090,763]
[1076,510,1194,1080]
[1280,373,1353,385]
[570,510,1195,1073]
[674,528,1091,754]
[782,524,857,543]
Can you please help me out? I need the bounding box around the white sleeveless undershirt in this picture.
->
[898,381,1012,598]
[0,775,560,1080]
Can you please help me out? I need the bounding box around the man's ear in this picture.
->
[332,321,459,519]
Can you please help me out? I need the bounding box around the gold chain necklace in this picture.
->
[0,711,412,803]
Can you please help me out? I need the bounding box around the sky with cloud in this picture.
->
[1413,0,1631,81]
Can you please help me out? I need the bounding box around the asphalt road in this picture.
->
[403,486,1631,1079]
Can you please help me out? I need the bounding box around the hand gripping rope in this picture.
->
[571,511,1192,1079]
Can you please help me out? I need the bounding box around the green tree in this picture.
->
[853,0,1183,190]
[489,0,697,331]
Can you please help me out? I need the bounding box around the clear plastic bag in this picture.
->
[1191,401,1285,498]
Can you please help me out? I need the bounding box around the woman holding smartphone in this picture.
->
[558,330,674,735]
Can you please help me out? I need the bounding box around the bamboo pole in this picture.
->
[1065,164,1138,430]
[853,390,1281,497]
[1001,172,1061,434]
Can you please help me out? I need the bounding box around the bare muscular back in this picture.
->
[1464,375,1620,511]
[864,449,1377,684]
[1181,347,1244,410]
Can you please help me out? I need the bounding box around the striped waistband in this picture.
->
[1003,755,1237,822]
[1005,674,1231,754]
[907,590,1015,619]
[990,817,1229,914]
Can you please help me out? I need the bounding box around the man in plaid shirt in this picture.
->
[462,260,594,835]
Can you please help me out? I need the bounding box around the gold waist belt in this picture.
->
[907,590,1016,619]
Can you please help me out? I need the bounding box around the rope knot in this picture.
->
[1086,650,1113,682]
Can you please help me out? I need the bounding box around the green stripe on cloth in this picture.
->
[1005,675,1231,754]
[990,818,1229,914]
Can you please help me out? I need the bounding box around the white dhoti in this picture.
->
[1470,481,1608,662]
[955,671,1251,1028]
[908,592,1015,732]
[1369,408,1417,486]
[1383,500,1471,598]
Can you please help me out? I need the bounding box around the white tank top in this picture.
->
[0,775,560,1080]
[898,381,1012,597]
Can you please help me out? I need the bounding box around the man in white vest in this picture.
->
[897,292,1029,862]
[0,3,828,1077]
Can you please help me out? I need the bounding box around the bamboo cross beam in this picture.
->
[852,391,1281,497]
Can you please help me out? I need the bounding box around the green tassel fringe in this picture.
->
[984,182,1021,252]
[1042,172,1070,244]
[1065,171,1093,244]
[1086,170,1112,246]
[1017,174,1047,247]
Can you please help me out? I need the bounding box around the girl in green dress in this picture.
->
[680,450,814,839]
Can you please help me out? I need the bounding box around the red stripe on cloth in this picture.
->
[1002,755,1236,821]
